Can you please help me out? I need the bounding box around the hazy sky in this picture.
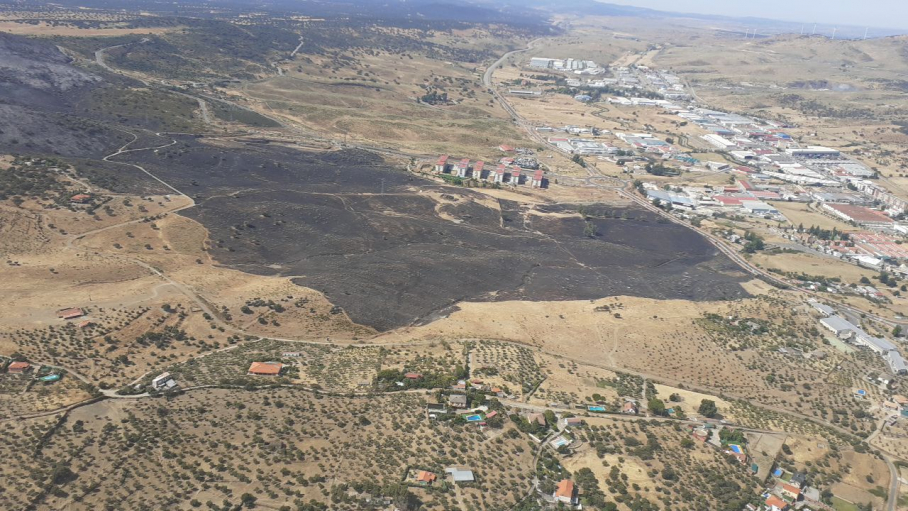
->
[600,0,908,29]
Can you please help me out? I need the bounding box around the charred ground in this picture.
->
[114,137,749,331]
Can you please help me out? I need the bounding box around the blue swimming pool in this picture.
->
[465,414,483,422]
[588,406,606,412]
[729,444,743,454]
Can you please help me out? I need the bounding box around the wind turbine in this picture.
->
[800,24,805,36]
[863,27,869,40]
[811,23,817,35]
[832,27,837,40]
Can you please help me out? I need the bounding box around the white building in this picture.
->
[472,161,484,180]
[701,134,736,150]
[785,146,841,159]
[151,372,176,391]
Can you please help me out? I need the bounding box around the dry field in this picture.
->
[771,202,856,232]
[0,21,177,37]
[240,48,532,158]
[380,292,881,437]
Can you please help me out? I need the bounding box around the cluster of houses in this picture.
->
[811,301,907,375]
[434,155,545,188]
[756,471,816,511]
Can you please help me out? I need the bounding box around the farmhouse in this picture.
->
[560,417,584,428]
[248,361,283,376]
[7,361,31,374]
[765,495,789,511]
[151,372,177,391]
[527,412,546,427]
[56,307,85,320]
[510,167,521,185]
[448,394,468,409]
[554,479,577,505]
[780,483,801,500]
[622,402,638,414]
[415,471,437,486]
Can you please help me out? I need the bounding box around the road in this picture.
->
[96,41,214,126]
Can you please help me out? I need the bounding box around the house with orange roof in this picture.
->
[7,361,31,374]
[248,361,283,376]
[527,412,546,427]
[415,471,437,486]
[780,483,801,500]
[553,479,577,505]
[765,495,789,511]
[56,307,85,320]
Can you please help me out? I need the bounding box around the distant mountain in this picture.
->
[499,0,908,38]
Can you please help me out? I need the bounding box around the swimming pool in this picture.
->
[588,406,606,412]
[728,444,743,454]
[465,414,483,422]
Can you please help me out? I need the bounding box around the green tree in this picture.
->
[698,399,718,418]
[648,398,666,416]
[240,493,257,508]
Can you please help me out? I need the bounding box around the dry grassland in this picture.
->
[0,21,177,37]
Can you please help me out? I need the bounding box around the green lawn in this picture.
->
[830,496,859,511]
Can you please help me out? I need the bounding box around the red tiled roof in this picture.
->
[404,372,423,379]
[474,161,484,172]
[436,155,449,165]
[248,362,283,375]
[416,471,437,483]
[781,484,801,496]
[57,307,85,320]
[71,194,92,202]
[765,495,787,509]
[499,145,515,152]
[533,170,543,180]
[485,411,498,418]
[555,479,574,499]
[8,361,30,371]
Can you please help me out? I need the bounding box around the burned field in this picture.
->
[116,138,749,331]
